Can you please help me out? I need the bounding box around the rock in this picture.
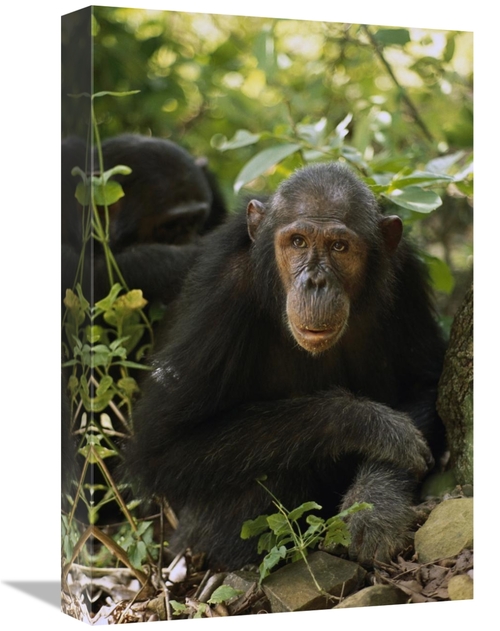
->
[335,584,408,608]
[462,484,473,497]
[414,498,473,564]
[262,551,365,613]
[221,570,260,608]
[223,570,259,597]
[448,574,473,600]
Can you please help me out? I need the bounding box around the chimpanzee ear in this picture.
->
[247,200,266,242]
[380,215,403,254]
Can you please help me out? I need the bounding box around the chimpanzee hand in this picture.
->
[331,398,435,478]
[367,407,434,478]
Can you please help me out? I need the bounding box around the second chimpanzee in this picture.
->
[62,134,227,305]
[98,134,227,250]
[126,162,447,568]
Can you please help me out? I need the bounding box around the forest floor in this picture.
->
[62,494,473,623]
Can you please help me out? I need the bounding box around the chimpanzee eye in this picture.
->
[292,236,308,248]
[332,240,348,252]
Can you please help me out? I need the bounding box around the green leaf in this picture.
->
[95,284,123,311]
[75,181,90,206]
[260,545,287,581]
[96,375,113,396]
[121,323,148,353]
[288,501,322,522]
[91,391,115,412]
[443,35,456,63]
[266,513,289,536]
[369,173,393,188]
[216,129,261,151]
[383,186,442,213]
[85,325,104,344]
[170,600,187,615]
[128,540,147,568]
[422,254,455,295]
[305,514,324,527]
[240,514,269,539]
[453,160,474,183]
[148,301,167,324]
[136,520,153,537]
[67,375,79,397]
[454,179,473,197]
[101,165,132,183]
[113,290,148,314]
[111,347,128,360]
[91,444,117,459]
[92,347,112,368]
[117,377,140,398]
[194,603,208,618]
[207,585,243,604]
[426,151,465,174]
[93,178,126,206]
[324,521,351,548]
[64,289,87,322]
[234,144,300,192]
[79,375,89,396]
[302,521,324,543]
[391,171,453,189]
[340,145,366,167]
[109,336,131,351]
[135,343,153,362]
[257,531,277,555]
[70,166,86,180]
[374,28,411,46]
[297,118,327,145]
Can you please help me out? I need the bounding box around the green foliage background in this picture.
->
[87,8,472,317]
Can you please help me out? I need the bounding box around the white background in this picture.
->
[0,1,493,629]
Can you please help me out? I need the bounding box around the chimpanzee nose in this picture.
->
[304,269,328,291]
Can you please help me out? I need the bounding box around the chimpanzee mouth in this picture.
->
[299,327,336,338]
[289,321,346,353]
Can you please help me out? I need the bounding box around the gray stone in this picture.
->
[414,498,473,564]
[222,570,260,602]
[335,584,408,608]
[448,574,473,600]
[262,551,365,613]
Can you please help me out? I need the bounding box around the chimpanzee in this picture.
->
[126,162,447,569]
[98,134,227,250]
[61,134,227,305]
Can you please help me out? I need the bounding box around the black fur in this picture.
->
[126,162,446,568]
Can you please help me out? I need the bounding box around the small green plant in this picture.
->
[240,478,371,587]
[62,90,158,570]
[170,585,243,619]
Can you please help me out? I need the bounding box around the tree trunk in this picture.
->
[436,284,473,486]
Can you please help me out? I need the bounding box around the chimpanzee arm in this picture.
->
[204,395,431,476]
[130,387,433,502]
